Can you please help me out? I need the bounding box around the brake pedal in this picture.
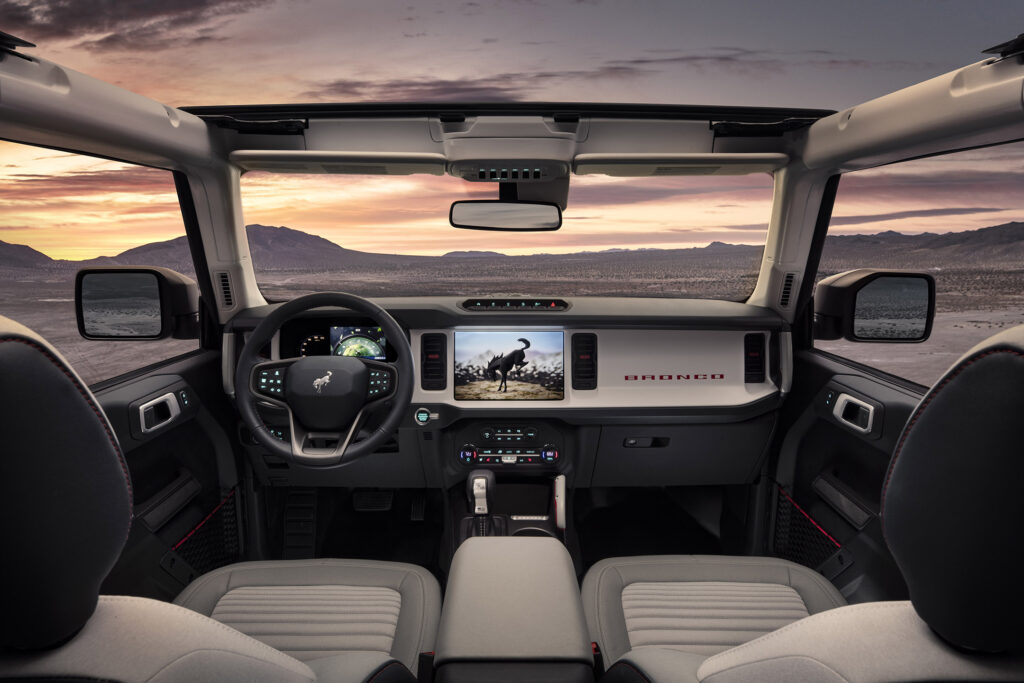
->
[410,493,426,522]
[352,490,393,512]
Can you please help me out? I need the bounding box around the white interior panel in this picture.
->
[410,328,779,409]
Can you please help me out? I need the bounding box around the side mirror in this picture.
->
[75,267,200,340]
[814,269,935,342]
[450,200,561,231]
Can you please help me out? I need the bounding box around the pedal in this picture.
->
[353,489,393,512]
[410,493,426,522]
[282,489,317,559]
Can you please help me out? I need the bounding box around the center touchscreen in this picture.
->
[329,326,387,360]
[454,330,564,401]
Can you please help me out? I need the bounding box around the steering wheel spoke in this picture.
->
[250,358,299,406]
[360,359,398,404]
[286,407,367,465]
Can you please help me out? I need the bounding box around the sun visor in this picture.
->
[229,150,447,175]
[573,152,788,176]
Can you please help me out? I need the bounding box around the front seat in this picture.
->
[587,326,1024,682]
[0,316,439,683]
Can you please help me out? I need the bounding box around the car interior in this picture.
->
[2,27,1024,683]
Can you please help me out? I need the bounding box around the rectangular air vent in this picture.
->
[462,298,569,311]
[779,272,796,308]
[420,333,447,391]
[572,333,598,390]
[744,333,766,384]
[216,271,234,308]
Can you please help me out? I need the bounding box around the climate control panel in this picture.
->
[458,443,560,466]
[453,423,563,469]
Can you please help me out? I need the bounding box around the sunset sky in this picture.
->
[3,0,1024,260]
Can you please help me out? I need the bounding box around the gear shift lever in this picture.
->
[466,469,496,536]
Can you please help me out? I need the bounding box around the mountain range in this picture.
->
[4,221,1024,272]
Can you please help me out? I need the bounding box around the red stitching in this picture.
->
[173,489,235,550]
[881,347,1024,525]
[777,484,841,548]
[0,337,134,527]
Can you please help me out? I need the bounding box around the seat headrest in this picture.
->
[0,316,132,650]
[882,325,1024,653]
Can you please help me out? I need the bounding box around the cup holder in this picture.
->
[513,527,555,538]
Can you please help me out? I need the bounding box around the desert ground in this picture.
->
[454,379,564,400]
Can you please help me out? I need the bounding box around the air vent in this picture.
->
[744,333,766,384]
[216,271,234,308]
[462,298,569,311]
[420,333,447,391]
[779,272,796,308]
[572,333,598,390]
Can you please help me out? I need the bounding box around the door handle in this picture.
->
[138,392,181,434]
[832,393,874,434]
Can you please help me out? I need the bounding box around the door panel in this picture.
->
[96,350,243,600]
[771,349,923,603]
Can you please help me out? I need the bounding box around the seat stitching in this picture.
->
[880,347,1024,525]
[699,602,906,668]
[0,337,133,530]
[101,596,299,661]
[702,654,850,683]
[143,647,314,682]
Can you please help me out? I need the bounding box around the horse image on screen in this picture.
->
[454,330,564,400]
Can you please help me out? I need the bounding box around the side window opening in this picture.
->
[814,141,1024,386]
[0,141,199,385]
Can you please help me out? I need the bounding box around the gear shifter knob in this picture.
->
[466,469,495,515]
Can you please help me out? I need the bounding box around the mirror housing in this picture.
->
[814,269,935,343]
[450,200,562,231]
[75,267,200,340]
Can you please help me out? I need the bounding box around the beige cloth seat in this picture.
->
[582,555,845,666]
[174,558,440,671]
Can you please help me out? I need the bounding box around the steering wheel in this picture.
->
[235,292,414,467]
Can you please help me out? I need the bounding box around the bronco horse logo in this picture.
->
[486,338,531,392]
[312,371,333,393]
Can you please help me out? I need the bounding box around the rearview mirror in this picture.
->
[76,267,200,340]
[814,269,935,342]
[450,200,561,231]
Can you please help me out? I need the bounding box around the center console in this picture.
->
[434,537,595,683]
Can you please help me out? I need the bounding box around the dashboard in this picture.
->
[227,296,791,488]
[256,297,790,410]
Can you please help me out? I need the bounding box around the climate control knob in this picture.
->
[458,444,479,464]
[541,444,560,463]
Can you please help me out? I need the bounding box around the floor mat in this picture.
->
[575,488,721,573]
[318,489,444,577]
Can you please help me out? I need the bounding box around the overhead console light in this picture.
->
[461,299,569,312]
[573,152,789,177]
[449,160,570,182]
[228,150,447,175]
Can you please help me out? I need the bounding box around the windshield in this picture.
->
[242,172,774,300]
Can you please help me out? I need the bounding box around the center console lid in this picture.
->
[435,537,593,681]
